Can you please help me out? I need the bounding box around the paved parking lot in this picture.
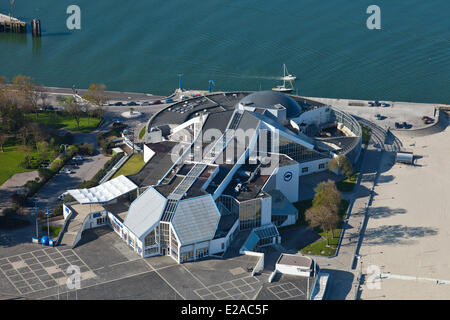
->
[0,227,264,300]
[267,282,305,300]
[194,275,261,300]
[0,246,94,296]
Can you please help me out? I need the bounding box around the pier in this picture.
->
[0,13,26,33]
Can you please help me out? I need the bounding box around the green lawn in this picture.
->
[336,172,359,192]
[25,111,101,133]
[41,225,62,238]
[112,154,145,178]
[301,229,342,256]
[139,126,146,139]
[296,199,350,257]
[0,145,37,186]
[360,123,372,145]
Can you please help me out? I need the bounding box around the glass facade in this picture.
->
[218,195,262,231]
[278,135,327,163]
[144,226,159,247]
[170,227,179,260]
[239,198,262,230]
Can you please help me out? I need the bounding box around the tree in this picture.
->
[312,180,342,215]
[0,103,25,133]
[11,75,35,109]
[305,205,339,246]
[328,154,353,178]
[65,101,83,130]
[0,132,7,152]
[83,83,107,106]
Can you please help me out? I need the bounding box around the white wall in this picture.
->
[291,106,332,127]
[210,218,239,255]
[299,158,329,176]
[261,196,272,225]
[274,163,299,203]
[143,144,156,163]
[63,204,72,220]
[276,263,312,277]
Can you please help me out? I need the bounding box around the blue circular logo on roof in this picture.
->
[284,171,293,182]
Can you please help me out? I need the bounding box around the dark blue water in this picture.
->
[1,0,449,103]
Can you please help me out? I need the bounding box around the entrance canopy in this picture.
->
[68,175,138,204]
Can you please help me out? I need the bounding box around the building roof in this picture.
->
[238,91,302,118]
[124,187,167,239]
[277,254,313,269]
[128,141,181,187]
[171,195,221,245]
[67,175,137,204]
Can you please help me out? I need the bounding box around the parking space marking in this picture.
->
[267,282,305,300]
[194,275,261,300]
[0,247,96,296]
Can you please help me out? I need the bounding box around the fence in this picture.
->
[99,153,130,184]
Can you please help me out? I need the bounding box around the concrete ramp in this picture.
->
[57,204,100,248]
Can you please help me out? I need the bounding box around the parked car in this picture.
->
[395,122,403,129]
[114,102,124,106]
[127,101,138,106]
[59,168,74,174]
[164,98,174,103]
[375,114,382,120]
[382,102,391,107]
[151,100,162,105]
[73,155,84,161]
[140,101,150,106]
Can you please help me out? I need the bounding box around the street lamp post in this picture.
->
[34,202,38,239]
[46,208,50,238]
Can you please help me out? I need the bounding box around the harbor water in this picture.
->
[0,0,449,103]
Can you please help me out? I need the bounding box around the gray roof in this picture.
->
[238,91,302,118]
[171,195,221,245]
[124,187,167,239]
[268,189,298,216]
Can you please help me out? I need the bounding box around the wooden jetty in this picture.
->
[0,13,26,33]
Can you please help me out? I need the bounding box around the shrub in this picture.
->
[38,167,53,181]
[77,143,95,156]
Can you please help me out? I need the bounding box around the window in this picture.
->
[96,217,106,225]
[221,243,225,250]
[319,163,326,169]
[196,247,209,259]
[144,228,158,247]
[144,247,159,256]
[302,167,309,173]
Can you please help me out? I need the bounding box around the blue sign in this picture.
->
[93,212,102,218]
[284,171,293,182]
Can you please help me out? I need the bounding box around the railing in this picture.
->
[99,153,130,184]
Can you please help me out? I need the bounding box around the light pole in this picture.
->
[34,202,38,239]
[46,208,50,238]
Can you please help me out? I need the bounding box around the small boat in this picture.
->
[272,64,295,93]
[280,64,296,81]
[272,85,293,93]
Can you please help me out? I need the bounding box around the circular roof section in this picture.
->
[238,91,302,118]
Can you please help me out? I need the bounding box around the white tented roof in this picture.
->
[68,175,138,204]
